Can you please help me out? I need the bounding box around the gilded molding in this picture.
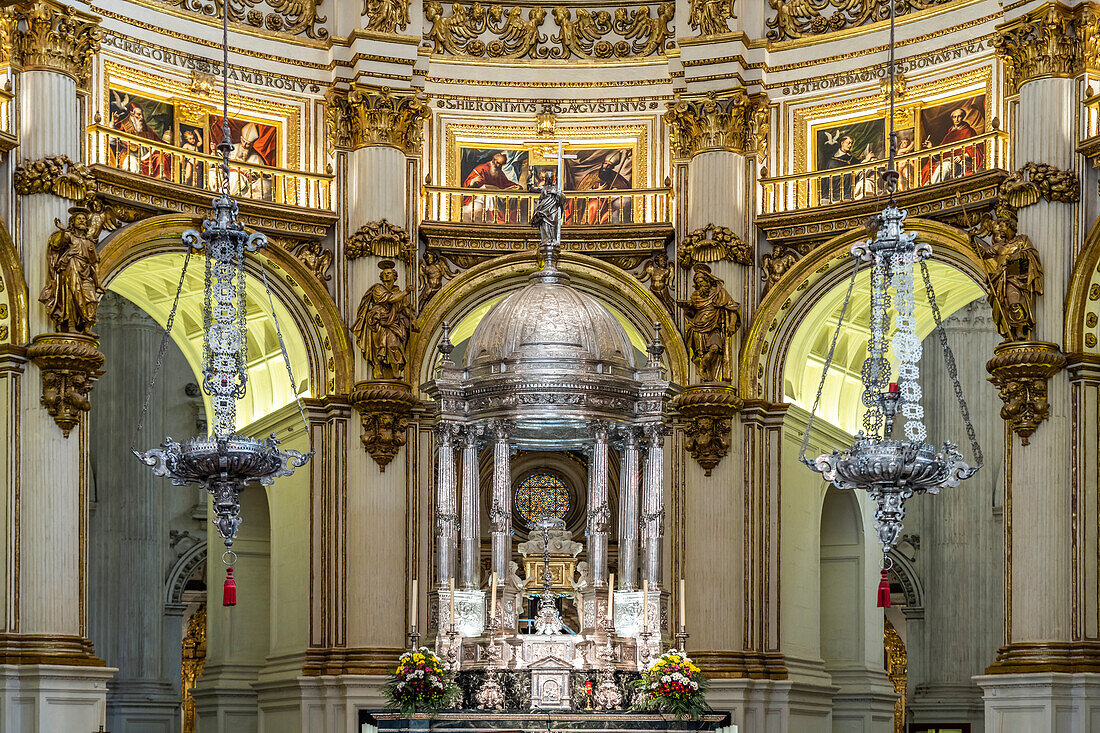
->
[679,223,751,268]
[346,219,413,263]
[14,155,96,202]
[364,0,410,33]
[673,383,743,475]
[993,2,1100,94]
[158,0,328,40]
[986,340,1066,445]
[664,90,769,160]
[766,0,953,42]
[325,87,429,154]
[424,1,672,60]
[0,1,101,87]
[986,641,1100,675]
[26,332,104,437]
[1000,162,1080,209]
[349,380,417,470]
[688,0,733,37]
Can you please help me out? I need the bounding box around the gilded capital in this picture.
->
[993,2,1100,94]
[664,90,769,160]
[0,1,102,87]
[326,87,430,154]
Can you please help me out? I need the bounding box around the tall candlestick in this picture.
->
[679,578,686,631]
[606,572,615,621]
[490,572,498,619]
[411,578,418,629]
[642,579,649,633]
[449,577,456,630]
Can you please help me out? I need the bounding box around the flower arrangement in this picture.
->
[385,647,460,715]
[633,650,709,719]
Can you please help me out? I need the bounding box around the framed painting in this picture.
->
[209,114,279,200]
[458,147,529,223]
[177,122,207,189]
[916,93,987,184]
[560,146,634,224]
[107,89,174,179]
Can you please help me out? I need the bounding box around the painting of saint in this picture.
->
[563,148,633,224]
[178,123,205,189]
[919,94,986,183]
[208,115,278,201]
[814,118,885,203]
[108,90,174,179]
[458,148,528,223]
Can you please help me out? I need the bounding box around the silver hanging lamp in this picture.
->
[799,0,983,608]
[131,3,312,607]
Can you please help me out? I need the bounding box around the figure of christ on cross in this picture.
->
[525,140,576,256]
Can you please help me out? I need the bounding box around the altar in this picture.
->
[360,711,734,733]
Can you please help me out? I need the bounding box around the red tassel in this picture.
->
[223,568,237,607]
[877,568,891,608]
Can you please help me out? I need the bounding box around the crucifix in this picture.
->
[525,138,576,245]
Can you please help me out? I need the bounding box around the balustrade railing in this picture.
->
[422,184,671,226]
[758,130,1010,216]
[86,124,334,211]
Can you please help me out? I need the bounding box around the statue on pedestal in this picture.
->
[678,264,742,382]
[40,206,106,334]
[978,221,1043,342]
[352,259,418,379]
[531,171,563,250]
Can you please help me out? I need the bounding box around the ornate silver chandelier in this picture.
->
[131,5,311,606]
[799,0,982,607]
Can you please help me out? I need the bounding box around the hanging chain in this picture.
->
[131,248,195,451]
[260,257,315,454]
[919,259,984,469]
[799,254,862,466]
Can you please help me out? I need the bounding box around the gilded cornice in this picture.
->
[326,86,429,154]
[993,2,1100,94]
[0,1,102,87]
[765,0,954,43]
[663,90,768,159]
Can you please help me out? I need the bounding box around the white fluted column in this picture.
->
[617,428,640,590]
[460,427,482,589]
[586,422,610,587]
[489,422,512,585]
[434,424,459,586]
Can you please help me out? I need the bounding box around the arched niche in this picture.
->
[742,218,989,410]
[819,488,865,667]
[1065,213,1100,353]
[408,250,689,388]
[97,214,353,420]
[0,219,27,347]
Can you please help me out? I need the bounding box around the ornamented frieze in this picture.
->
[423,1,673,60]
[346,219,414,262]
[14,155,96,201]
[325,87,430,154]
[993,2,1100,95]
[766,0,953,42]
[155,0,328,40]
[674,383,742,475]
[0,1,101,87]
[664,91,769,160]
[678,223,751,268]
[986,340,1066,445]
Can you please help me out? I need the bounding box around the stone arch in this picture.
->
[165,539,207,606]
[0,217,28,347]
[409,250,690,389]
[1064,213,1100,354]
[741,218,989,404]
[886,547,924,609]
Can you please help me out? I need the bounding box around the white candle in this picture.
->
[410,578,418,629]
[679,578,686,631]
[606,573,615,621]
[449,577,456,630]
[490,572,498,619]
[642,579,649,632]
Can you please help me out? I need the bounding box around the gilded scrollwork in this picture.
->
[664,90,770,160]
[986,340,1066,445]
[766,0,951,42]
[346,219,414,263]
[26,332,105,437]
[325,87,430,154]
[181,606,207,733]
[673,383,742,475]
[688,0,733,37]
[993,3,1100,94]
[363,0,410,33]
[0,1,101,87]
[157,0,328,40]
[679,223,751,269]
[1000,162,1080,209]
[15,155,97,201]
[423,1,673,59]
[350,380,417,470]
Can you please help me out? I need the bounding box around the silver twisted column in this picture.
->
[435,423,460,586]
[460,425,483,589]
[489,421,513,586]
[586,421,611,587]
[617,427,640,590]
[640,424,666,586]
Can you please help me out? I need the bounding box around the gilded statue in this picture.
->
[688,0,733,36]
[353,260,418,380]
[678,264,741,382]
[636,251,675,312]
[39,206,106,334]
[978,221,1043,342]
[291,240,333,283]
[363,0,410,33]
[761,246,799,296]
[419,250,456,309]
